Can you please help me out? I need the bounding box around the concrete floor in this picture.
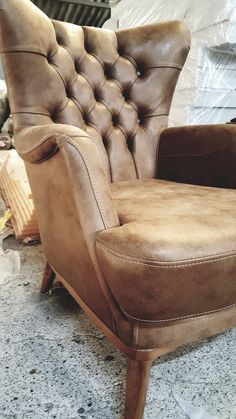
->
[0,240,236,419]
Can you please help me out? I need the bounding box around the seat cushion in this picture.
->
[96,179,236,322]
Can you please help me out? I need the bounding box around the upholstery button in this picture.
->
[47,49,55,64]
[112,114,119,125]
[104,64,112,79]
[123,90,129,100]
[65,87,71,98]
[137,70,141,76]
[94,90,100,101]
[138,114,144,124]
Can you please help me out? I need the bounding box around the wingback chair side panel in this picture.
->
[24,152,116,332]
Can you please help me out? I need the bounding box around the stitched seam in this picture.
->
[18,132,88,156]
[145,113,168,118]
[50,63,67,88]
[118,55,183,70]
[97,239,236,263]
[64,138,109,228]
[32,149,58,164]
[56,43,76,62]
[79,72,95,92]
[67,74,79,89]
[144,65,182,71]
[0,49,48,56]
[120,54,137,68]
[119,302,236,323]
[12,111,51,116]
[96,242,236,268]
[60,139,107,229]
[56,99,70,115]
[69,97,84,114]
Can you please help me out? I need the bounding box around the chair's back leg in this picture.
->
[125,358,152,419]
[40,262,55,293]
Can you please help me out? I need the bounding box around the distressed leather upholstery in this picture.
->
[1,0,236,359]
[1,0,189,182]
[98,179,236,322]
[158,124,236,188]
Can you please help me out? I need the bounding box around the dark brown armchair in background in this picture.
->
[1,1,236,418]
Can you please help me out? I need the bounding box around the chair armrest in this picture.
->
[157,124,236,188]
[15,123,120,323]
[15,123,119,232]
[15,123,89,164]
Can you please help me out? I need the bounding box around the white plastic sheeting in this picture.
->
[104,0,236,126]
[104,0,188,29]
[173,393,219,419]
[0,229,20,283]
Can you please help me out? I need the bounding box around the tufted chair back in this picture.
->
[0,0,190,182]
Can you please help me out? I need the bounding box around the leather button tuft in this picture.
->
[123,90,129,100]
[104,64,112,79]
[94,90,100,101]
[112,114,119,125]
[138,114,144,124]
[65,87,71,98]
[47,54,53,64]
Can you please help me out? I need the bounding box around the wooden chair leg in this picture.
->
[125,358,152,419]
[40,262,55,293]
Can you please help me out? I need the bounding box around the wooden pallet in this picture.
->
[0,151,39,240]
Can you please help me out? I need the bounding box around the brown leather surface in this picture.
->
[1,0,236,354]
[96,179,236,321]
[21,123,123,332]
[158,124,236,188]
[135,304,236,349]
[0,0,190,182]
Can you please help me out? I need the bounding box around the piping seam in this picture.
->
[62,138,109,229]
[96,241,236,268]
[119,302,236,323]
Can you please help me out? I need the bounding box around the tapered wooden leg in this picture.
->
[40,262,55,293]
[125,358,152,419]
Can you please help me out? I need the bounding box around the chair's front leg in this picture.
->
[40,262,55,293]
[125,358,152,419]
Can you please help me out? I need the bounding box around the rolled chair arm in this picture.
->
[15,124,121,326]
[15,123,90,164]
[157,124,236,189]
[15,123,119,231]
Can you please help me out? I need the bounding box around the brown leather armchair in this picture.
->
[1,1,236,418]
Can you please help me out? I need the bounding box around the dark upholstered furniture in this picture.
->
[1,1,236,417]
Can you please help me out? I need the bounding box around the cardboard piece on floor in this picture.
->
[0,150,39,240]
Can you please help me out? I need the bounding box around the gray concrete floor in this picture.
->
[0,239,236,419]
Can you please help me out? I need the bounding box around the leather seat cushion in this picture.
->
[96,179,236,322]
